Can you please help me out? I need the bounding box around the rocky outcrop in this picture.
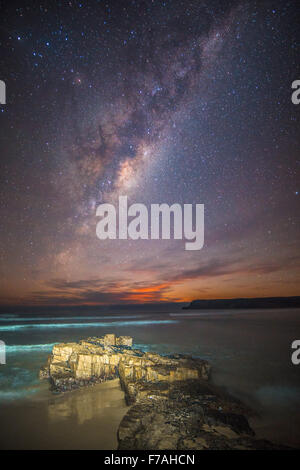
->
[40,334,287,450]
[117,380,287,450]
[40,334,210,395]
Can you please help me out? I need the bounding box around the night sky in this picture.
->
[0,0,299,307]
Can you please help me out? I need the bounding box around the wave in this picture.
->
[5,343,57,353]
[170,312,211,317]
[0,319,178,331]
[169,311,239,317]
[0,386,41,401]
[0,314,146,322]
[0,314,19,319]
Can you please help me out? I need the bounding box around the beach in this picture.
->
[0,308,300,449]
[0,379,128,449]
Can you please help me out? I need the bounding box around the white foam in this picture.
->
[0,319,178,331]
[0,314,144,322]
[6,343,57,353]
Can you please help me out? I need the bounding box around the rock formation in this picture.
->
[184,296,300,310]
[40,334,287,450]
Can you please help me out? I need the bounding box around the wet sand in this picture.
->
[1,378,299,449]
[0,379,128,449]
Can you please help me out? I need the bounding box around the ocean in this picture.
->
[0,308,299,449]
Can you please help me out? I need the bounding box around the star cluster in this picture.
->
[0,0,299,306]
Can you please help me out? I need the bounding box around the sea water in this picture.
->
[0,308,299,448]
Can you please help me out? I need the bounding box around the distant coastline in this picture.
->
[183,296,300,310]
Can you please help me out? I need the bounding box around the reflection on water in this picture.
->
[48,379,126,425]
[0,379,128,449]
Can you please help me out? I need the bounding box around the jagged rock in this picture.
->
[40,334,287,450]
[41,334,210,395]
[39,365,50,380]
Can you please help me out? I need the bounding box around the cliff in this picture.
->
[40,334,287,450]
[184,296,300,310]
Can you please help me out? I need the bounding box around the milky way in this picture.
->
[0,0,299,306]
[61,3,237,205]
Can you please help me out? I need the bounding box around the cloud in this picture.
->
[23,253,288,306]
[26,277,174,306]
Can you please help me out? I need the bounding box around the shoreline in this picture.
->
[0,378,298,450]
[0,379,128,450]
[40,334,291,450]
[1,328,299,449]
